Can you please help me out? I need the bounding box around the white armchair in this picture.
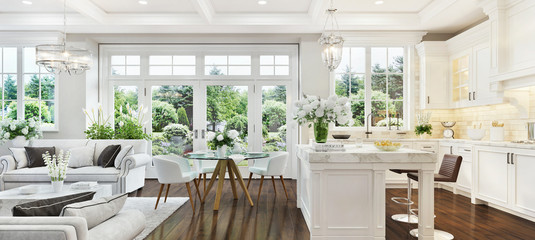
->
[193,159,217,194]
[247,152,289,202]
[153,155,202,211]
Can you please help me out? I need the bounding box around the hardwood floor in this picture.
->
[130,180,535,240]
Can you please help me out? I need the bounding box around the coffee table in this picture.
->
[0,184,112,216]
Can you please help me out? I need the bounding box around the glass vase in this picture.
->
[216,145,228,158]
[314,121,329,143]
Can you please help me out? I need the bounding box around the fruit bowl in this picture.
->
[467,129,485,140]
[441,122,456,128]
[374,140,402,151]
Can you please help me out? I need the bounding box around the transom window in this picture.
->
[204,55,251,75]
[260,55,289,75]
[334,47,405,129]
[111,55,140,76]
[149,55,196,76]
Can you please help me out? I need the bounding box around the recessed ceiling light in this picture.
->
[22,0,32,5]
[258,0,267,5]
[375,0,384,5]
[138,0,148,5]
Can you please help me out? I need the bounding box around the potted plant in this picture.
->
[293,95,353,143]
[42,150,70,192]
[115,104,150,140]
[206,130,240,157]
[83,106,114,139]
[415,112,433,139]
[0,117,42,147]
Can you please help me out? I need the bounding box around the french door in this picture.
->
[130,80,292,178]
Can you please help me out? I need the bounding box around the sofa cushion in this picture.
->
[88,209,145,240]
[12,191,96,216]
[25,147,55,168]
[9,148,28,169]
[90,140,147,165]
[68,146,95,168]
[2,166,121,182]
[114,145,133,169]
[97,145,121,168]
[61,193,127,229]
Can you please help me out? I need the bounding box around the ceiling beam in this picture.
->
[419,0,457,23]
[62,0,109,24]
[189,0,215,24]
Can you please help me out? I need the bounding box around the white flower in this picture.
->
[228,130,239,139]
[333,106,342,114]
[206,132,216,141]
[29,121,35,128]
[325,100,336,109]
[328,95,338,102]
[9,124,16,131]
[297,110,306,118]
[118,121,124,127]
[338,97,349,105]
[216,135,224,141]
[4,132,9,139]
[315,108,324,118]
[21,128,28,135]
[303,104,313,113]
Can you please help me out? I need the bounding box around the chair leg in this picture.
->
[247,172,253,189]
[193,179,202,200]
[154,184,165,210]
[164,184,171,203]
[280,176,289,200]
[271,176,277,195]
[186,182,195,212]
[257,176,264,203]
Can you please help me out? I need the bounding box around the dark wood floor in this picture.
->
[130,179,535,240]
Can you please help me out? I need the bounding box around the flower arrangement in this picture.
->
[0,117,42,142]
[83,106,114,139]
[115,104,150,140]
[42,150,70,182]
[293,95,353,127]
[206,130,240,149]
[293,95,353,143]
[415,111,432,136]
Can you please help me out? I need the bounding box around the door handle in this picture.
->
[427,96,430,104]
[202,129,206,139]
[507,153,510,164]
[473,91,476,100]
[511,153,514,164]
[450,146,452,154]
[469,92,472,101]
[194,129,198,139]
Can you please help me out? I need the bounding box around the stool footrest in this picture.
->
[391,196,414,206]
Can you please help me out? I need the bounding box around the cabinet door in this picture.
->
[475,148,509,205]
[456,158,472,191]
[422,59,450,109]
[472,45,502,105]
[512,151,535,215]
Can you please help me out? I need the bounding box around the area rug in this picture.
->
[122,197,189,240]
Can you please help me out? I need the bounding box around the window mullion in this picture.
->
[365,47,372,128]
[16,47,23,121]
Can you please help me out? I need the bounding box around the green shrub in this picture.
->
[278,125,287,141]
[84,124,114,139]
[177,107,190,127]
[163,124,192,144]
[152,101,178,132]
[8,100,52,123]
[226,115,248,138]
[262,100,286,130]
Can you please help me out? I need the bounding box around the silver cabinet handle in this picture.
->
[507,153,510,164]
[511,153,514,165]
[464,148,471,152]
[473,91,476,100]
[469,92,472,101]
[201,129,206,139]
[194,129,198,139]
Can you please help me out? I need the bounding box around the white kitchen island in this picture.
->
[296,144,436,240]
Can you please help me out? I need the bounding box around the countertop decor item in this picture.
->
[467,129,486,140]
[441,121,456,139]
[332,134,351,139]
[374,140,402,151]
[42,150,70,192]
[0,117,42,146]
[294,95,353,143]
[206,130,240,157]
[415,112,432,138]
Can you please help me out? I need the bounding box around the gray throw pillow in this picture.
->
[25,147,56,168]
[12,191,96,216]
[68,146,95,168]
[61,193,128,229]
[9,148,28,169]
[97,145,121,168]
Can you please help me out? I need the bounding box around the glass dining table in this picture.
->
[184,152,269,211]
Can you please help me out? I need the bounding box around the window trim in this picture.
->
[331,46,409,131]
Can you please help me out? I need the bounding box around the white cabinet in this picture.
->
[416,42,450,109]
[474,146,535,217]
[455,145,473,193]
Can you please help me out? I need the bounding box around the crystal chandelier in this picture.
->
[318,0,344,72]
[36,0,91,75]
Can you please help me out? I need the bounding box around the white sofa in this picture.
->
[0,209,145,240]
[0,139,151,194]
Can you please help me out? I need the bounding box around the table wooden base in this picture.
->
[201,160,254,210]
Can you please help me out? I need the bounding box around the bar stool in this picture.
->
[406,154,463,240]
[389,169,419,223]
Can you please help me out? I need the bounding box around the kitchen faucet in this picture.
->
[365,113,373,139]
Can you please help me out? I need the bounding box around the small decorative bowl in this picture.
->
[374,145,402,151]
[467,129,486,140]
[332,134,351,139]
[441,122,456,128]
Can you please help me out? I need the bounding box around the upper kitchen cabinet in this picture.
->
[416,41,450,109]
[447,21,503,108]
[482,0,535,89]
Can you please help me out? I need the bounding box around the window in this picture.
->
[334,47,405,128]
[111,55,140,76]
[0,46,57,130]
[260,55,289,75]
[205,55,251,75]
[0,47,17,120]
[149,55,196,75]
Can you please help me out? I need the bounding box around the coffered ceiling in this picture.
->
[0,0,487,34]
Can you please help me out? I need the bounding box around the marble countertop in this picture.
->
[297,145,436,163]
[326,138,535,150]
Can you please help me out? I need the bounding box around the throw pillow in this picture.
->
[67,146,95,168]
[61,193,128,229]
[12,191,96,216]
[24,147,56,168]
[9,148,28,169]
[114,145,134,168]
[97,145,121,168]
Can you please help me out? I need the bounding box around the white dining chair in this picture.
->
[153,155,202,211]
[246,152,289,202]
[193,159,218,193]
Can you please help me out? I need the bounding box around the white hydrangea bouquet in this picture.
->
[293,95,353,143]
[42,150,70,182]
[206,130,240,149]
[0,117,42,142]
